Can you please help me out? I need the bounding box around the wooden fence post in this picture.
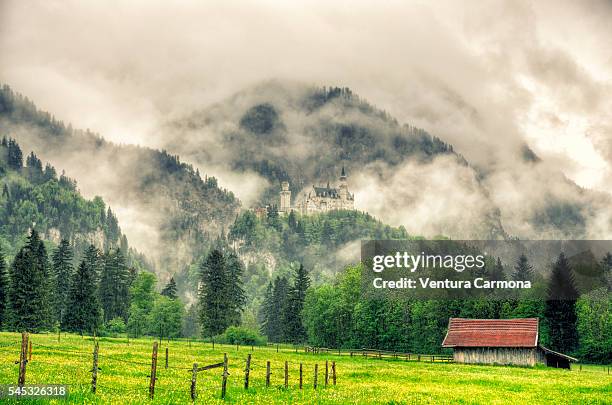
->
[91,342,99,393]
[314,364,318,389]
[28,340,32,362]
[332,361,336,385]
[165,347,169,369]
[325,360,329,387]
[299,363,303,389]
[266,361,271,387]
[284,361,288,389]
[221,353,228,399]
[244,354,251,389]
[191,363,197,401]
[18,332,28,387]
[149,342,158,399]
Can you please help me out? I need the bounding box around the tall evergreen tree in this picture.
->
[99,248,130,322]
[198,249,229,337]
[259,281,275,339]
[0,249,8,328]
[513,254,533,281]
[8,230,52,332]
[51,239,73,326]
[490,257,507,281]
[161,277,178,299]
[264,276,289,342]
[225,251,246,326]
[83,245,102,281]
[283,263,311,343]
[63,260,101,334]
[544,253,579,353]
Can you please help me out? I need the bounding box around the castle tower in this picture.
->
[338,166,348,199]
[280,181,291,212]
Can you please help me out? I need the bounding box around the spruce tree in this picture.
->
[259,281,275,339]
[52,239,74,326]
[8,230,52,332]
[283,264,310,343]
[267,276,289,342]
[83,245,102,281]
[198,249,229,337]
[161,277,178,299]
[544,253,579,353]
[0,249,8,328]
[63,260,101,334]
[99,248,130,322]
[489,257,507,281]
[513,254,533,281]
[225,252,246,326]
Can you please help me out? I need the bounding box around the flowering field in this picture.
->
[0,332,608,404]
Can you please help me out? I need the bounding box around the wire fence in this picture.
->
[2,333,609,400]
[0,333,344,400]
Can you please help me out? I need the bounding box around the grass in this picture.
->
[0,332,609,404]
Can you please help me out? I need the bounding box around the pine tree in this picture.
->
[513,254,533,281]
[259,281,274,339]
[544,253,579,353]
[225,251,246,326]
[51,239,73,326]
[489,257,507,281]
[283,264,311,343]
[0,249,9,328]
[63,260,101,334]
[8,230,52,332]
[161,277,178,299]
[83,245,102,281]
[99,248,130,322]
[198,249,229,337]
[7,138,23,170]
[265,276,289,342]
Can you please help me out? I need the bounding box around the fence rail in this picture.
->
[303,346,454,363]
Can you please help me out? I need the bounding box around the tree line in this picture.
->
[302,253,611,363]
[0,230,185,339]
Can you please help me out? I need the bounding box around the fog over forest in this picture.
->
[1,0,611,250]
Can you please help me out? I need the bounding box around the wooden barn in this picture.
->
[441,318,577,368]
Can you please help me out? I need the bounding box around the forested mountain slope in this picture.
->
[0,137,147,270]
[0,84,240,273]
[162,80,612,240]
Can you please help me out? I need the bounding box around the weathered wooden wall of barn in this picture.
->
[453,347,539,367]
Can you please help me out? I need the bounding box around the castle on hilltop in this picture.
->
[279,167,355,215]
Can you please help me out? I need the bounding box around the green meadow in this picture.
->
[0,332,609,404]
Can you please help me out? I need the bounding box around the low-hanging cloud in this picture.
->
[1,0,611,242]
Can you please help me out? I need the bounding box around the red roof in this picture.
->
[442,318,539,348]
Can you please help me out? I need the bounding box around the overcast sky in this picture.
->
[1,0,611,194]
